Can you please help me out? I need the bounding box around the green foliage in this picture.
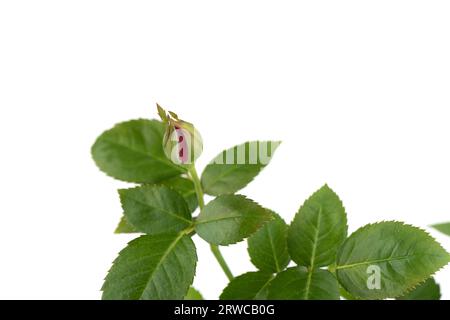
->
[431,222,450,236]
[185,287,204,300]
[247,213,290,273]
[102,233,197,300]
[119,185,192,235]
[339,286,359,300]
[201,141,280,196]
[115,176,197,234]
[336,222,450,299]
[220,272,273,300]
[91,119,185,183]
[268,267,340,300]
[396,278,441,300]
[92,109,450,300]
[161,176,198,213]
[114,216,138,234]
[195,195,273,245]
[288,185,347,268]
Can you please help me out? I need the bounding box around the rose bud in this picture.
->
[157,104,203,166]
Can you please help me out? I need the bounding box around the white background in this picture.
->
[1,1,449,299]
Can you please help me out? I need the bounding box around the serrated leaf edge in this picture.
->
[219,271,274,300]
[336,220,450,300]
[247,212,289,273]
[101,232,198,299]
[289,184,348,268]
[396,277,441,300]
[91,118,186,183]
[202,141,282,195]
[118,184,193,225]
[196,194,274,246]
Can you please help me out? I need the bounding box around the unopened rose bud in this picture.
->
[157,104,203,166]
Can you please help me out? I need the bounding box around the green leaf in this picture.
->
[339,286,359,300]
[114,215,138,234]
[115,177,197,234]
[185,287,204,300]
[336,221,450,299]
[92,119,185,183]
[195,195,273,245]
[287,185,347,268]
[220,271,273,300]
[267,267,340,300]
[102,233,197,300]
[161,176,198,213]
[431,222,450,236]
[119,185,192,235]
[396,278,441,300]
[201,141,281,196]
[156,103,168,123]
[247,213,290,273]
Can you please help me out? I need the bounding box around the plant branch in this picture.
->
[189,165,205,209]
[188,165,234,281]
